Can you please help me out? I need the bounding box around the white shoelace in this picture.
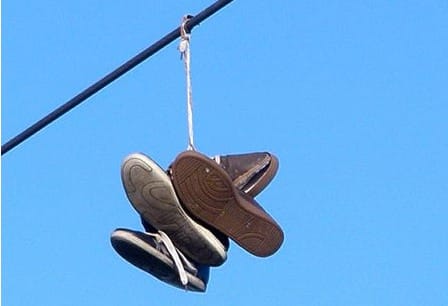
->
[147,230,189,287]
[213,155,221,165]
[179,16,196,151]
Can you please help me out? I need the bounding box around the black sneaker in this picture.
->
[111,228,209,292]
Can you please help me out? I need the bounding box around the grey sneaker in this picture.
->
[111,228,209,292]
[121,153,227,266]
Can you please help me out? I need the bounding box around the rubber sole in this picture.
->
[121,153,227,266]
[171,151,284,257]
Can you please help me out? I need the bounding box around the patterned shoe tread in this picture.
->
[121,153,227,266]
[171,151,284,257]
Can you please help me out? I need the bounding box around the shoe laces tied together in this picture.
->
[179,15,196,151]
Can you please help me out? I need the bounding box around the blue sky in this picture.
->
[2,1,448,305]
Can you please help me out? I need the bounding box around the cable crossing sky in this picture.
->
[1,0,234,155]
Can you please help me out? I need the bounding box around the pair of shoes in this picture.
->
[116,151,280,263]
[170,151,284,258]
[111,151,283,291]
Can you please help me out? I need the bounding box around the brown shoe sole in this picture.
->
[171,151,284,257]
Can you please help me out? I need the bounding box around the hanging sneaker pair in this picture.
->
[111,151,283,292]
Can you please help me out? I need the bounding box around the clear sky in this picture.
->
[2,1,448,305]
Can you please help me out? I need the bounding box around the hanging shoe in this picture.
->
[111,228,209,292]
[170,150,284,257]
[121,153,227,266]
[213,152,279,198]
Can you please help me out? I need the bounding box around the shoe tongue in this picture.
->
[219,153,271,193]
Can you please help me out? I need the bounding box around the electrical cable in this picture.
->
[2,0,233,155]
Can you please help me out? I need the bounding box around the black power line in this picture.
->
[2,0,233,155]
